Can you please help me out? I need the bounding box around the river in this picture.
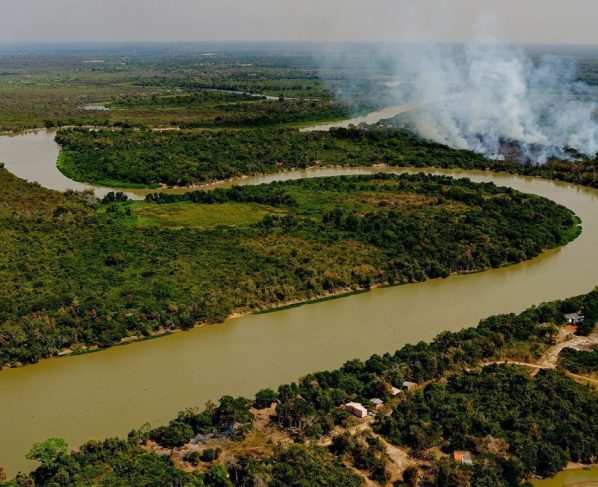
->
[1,128,598,479]
[299,101,429,132]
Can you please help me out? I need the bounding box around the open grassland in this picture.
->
[129,202,281,229]
[0,45,383,132]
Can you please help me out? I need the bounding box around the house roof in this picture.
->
[345,402,366,410]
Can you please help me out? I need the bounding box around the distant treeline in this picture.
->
[145,184,296,206]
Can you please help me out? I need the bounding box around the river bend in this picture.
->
[1,128,598,475]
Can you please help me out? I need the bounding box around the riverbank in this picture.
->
[0,158,597,475]
[4,170,577,370]
[9,289,598,485]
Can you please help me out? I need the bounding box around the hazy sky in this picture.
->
[1,0,597,44]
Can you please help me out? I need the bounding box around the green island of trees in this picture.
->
[55,126,598,190]
[54,127,488,187]
[3,290,597,486]
[0,170,579,369]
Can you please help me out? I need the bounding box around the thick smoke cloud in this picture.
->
[395,42,598,162]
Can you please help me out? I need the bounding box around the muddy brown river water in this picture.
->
[1,127,598,479]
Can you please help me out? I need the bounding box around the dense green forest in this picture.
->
[377,366,598,479]
[0,169,579,368]
[56,125,598,190]
[3,290,597,486]
[55,127,488,187]
[559,347,598,374]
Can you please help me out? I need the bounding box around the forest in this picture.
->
[55,127,488,187]
[2,43,598,487]
[559,347,598,374]
[3,289,597,486]
[56,124,598,190]
[0,170,579,368]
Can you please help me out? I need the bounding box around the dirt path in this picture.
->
[539,329,598,368]
[319,416,413,484]
[480,329,598,386]
[369,430,413,483]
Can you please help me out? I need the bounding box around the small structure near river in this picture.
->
[564,312,585,325]
[344,402,368,418]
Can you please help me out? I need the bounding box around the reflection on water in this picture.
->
[1,130,598,476]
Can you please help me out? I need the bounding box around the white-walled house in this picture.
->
[344,402,368,418]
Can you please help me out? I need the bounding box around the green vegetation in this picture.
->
[4,290,597,486]
[55,127,487,187]
[113,92,354,129]
[56,124,598,191]
[378,366,598,479]
[559,347,598,374]
[0,44,386,132]
[0,169,578,368]
[2,43,598,486]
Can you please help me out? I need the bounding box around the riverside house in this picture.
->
[370,398,384,410]
[564,312,585,325]
[344,402,368,418]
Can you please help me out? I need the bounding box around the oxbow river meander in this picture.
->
[1,114,598,481]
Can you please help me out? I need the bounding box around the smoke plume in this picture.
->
[392,41,598,162]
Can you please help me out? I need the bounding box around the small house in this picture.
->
[402,381,418,391]
[390,386,402,397]
[453,451,474,465]
[344,402,368,418]
[564,313,584,325]
[370,398,384,410]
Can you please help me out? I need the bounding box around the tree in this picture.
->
[149,421,194,449]
[254,388,277,409]
[105,252,125,266]
[25,438,69,469]
[26,438,70,485]
[204,463,232,487]
[213,396,254,432]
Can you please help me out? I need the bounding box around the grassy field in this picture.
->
[129,201,283,229]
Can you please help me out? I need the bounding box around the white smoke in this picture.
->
[395,41,598,162]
